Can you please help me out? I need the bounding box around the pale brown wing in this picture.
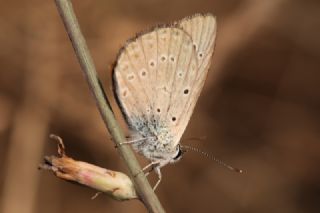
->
[169,14,217,146]
[113,26,196,134]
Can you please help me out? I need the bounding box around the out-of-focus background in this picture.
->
[1,0,320,212]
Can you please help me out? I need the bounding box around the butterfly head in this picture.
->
[169,144,185,163]
[152,144,185,170]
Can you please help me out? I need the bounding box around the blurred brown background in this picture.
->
[1,0,320,212]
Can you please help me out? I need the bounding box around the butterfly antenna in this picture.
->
[183,136,207,142]
[181,145,243,173]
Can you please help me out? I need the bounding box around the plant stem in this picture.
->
[54,0,165,212]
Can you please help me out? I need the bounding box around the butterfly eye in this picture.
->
[172,117,176,122]
[157,108,161,113]
[183,89,189,95]
[173,145,183,160]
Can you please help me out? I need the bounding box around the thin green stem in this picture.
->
[54,0,165,212]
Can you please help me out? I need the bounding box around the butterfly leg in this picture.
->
[153,166,162,191]
[134,161,159,177]
[142,161,155,172]
[117,136,159,148]
[145,171,153,177]
[143,163,156,177]
[119,138,146,146]
[115,138,146,148]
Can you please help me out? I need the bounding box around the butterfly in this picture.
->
[112,13,217,190]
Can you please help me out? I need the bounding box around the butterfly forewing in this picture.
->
[139,31,158,103]
[153,27,174,117]
[170,14,217,146]
[114,52,149,121]
[113,27,196,133]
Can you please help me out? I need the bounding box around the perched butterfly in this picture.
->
[112,13,217,190]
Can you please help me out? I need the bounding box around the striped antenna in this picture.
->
[183,136,207,142]
[181,145,243,173]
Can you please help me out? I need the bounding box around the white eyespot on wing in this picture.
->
[125,40,154,103]
[153,27,170,117]
[166,42,198,135]
[139,31,158,95]
[113,46,152,127]
[113,60,142,122]
[153,27,194,120]
[178,14,217,68]
[155,27,198,146]
[179,14,217,99]
[113,26,194,131]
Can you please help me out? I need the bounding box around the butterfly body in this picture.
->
[129,115,179,164]
[112,13,217,189]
